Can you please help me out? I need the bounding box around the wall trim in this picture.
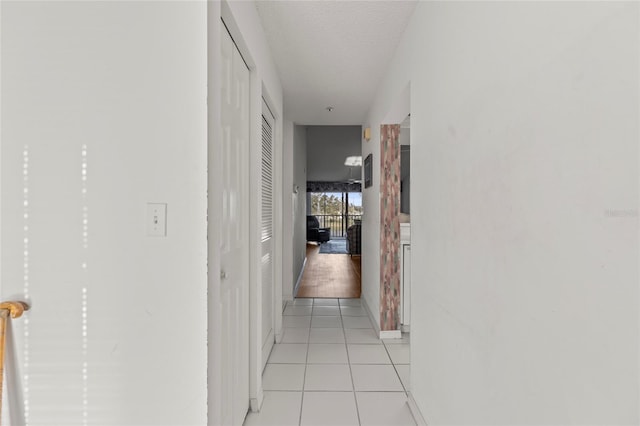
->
[292,256,307,298]
[250,388,264,413]
[407,392,428,426]
[379,329,402,339]
[361,295,381,335]
[362,280,402,339]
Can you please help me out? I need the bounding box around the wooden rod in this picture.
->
[0,301,29,424]
[0,302,28,319]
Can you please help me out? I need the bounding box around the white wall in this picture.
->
[282,120,295,301]
[292,124,307,293]
[365,2,639,424]
[307,126,362,182]
[282,121,307,300]
[360,131,380,324]
[1,2,207,424]
[362,94,410,331]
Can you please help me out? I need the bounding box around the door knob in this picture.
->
[220,271,228,280]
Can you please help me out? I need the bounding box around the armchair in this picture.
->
[346,222,361,255]
[307,215,331,244]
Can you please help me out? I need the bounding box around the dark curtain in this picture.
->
[306,181,361,193]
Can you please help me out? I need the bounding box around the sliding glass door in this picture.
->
[309,192,362,237]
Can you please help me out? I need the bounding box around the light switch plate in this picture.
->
[147,203,167,237]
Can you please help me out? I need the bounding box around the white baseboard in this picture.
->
[293,257,307,298]
[379,329,402,339]
[361,295,380,335]
[250,388,264,413]
[407,392,428,425]
[361,295,403,339]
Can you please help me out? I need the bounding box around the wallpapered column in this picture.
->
[379,124,401,331]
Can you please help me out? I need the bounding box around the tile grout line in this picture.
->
[341,298,362,426]
[289,298,380,425]
[262,298,412,425]
[383,340,409,396]
[298,300,314,426]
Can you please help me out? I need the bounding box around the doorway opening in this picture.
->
[298,189,362,299]
[309,191,362,239]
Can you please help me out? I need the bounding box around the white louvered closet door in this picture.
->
[260,101,275,370]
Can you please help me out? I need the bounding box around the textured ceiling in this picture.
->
[255,0,417,125]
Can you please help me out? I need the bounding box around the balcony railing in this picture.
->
[314,214,362,238]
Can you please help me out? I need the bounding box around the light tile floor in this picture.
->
[244,297,414,426]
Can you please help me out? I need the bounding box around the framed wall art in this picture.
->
[364,153,373,188]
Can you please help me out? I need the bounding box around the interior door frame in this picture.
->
[218,1,284,415]
[261,95,283,347]
[248,89,283,412]
[260,97,281,371]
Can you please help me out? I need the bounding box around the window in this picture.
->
[310,192,362,237]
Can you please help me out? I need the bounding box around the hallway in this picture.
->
[244,297,412,426]
[296,243,362,298]
[1,1,636,424]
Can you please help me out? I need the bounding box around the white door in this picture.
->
[220,24,250,426]
[260,102,275,370]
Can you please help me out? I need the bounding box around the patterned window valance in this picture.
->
[306,181,362,193]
